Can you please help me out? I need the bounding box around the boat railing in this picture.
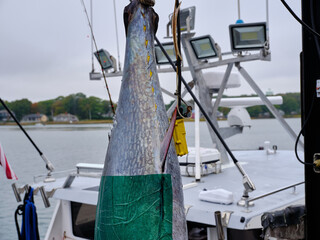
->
[243,181,305,209]
[33,168,75,183]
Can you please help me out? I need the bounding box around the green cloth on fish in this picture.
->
[94,174,173,240]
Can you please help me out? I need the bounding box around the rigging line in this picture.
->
[266,0,269,41]
[280,0,320,39]
[80,0,116,115]
[90,0,94,71]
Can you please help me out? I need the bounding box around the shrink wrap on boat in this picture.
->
[198,188,234,205]
[95,174,173,240]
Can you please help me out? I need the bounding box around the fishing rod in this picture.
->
[0,98,55,173]
[154,36,255,193]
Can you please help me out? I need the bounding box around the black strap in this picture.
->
[15,204,24,240]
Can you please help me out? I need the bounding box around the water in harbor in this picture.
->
[0,118,302,240]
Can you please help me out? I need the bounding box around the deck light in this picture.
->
[167,6,196,37]
[89,71,103,80]
[189,35,218,59]
[229,22,267,52]
[94,49,114,70]
[155,42,177,65]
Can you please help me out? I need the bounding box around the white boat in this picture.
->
[9,2,306,240]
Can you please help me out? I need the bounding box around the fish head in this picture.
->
[124,0,159,36]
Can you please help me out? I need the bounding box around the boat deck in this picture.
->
[182,150,304,230]
[33,149,305,231]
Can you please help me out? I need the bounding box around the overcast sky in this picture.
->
[0,0,302,104]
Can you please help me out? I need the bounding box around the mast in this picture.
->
[301,0,320,239]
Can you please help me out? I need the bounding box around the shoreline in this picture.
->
[0,115,301,126]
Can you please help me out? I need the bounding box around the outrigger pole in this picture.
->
[0,98,54,173]
[155,36,256,195]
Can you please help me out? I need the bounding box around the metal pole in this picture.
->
[301,0,320,239]
[195,83,201,181]
[155,36,237,164]
[212,63,233,114]
[214,211,225,240]
[266,0,269,36]
[155,36,256,193]
[237,0,241,20]
[113,0,121,71]
[236,63,304,149]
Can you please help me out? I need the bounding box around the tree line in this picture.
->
[0,93,115,121]
[0,92,301,122]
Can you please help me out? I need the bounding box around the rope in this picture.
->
[15,187,40,240]
[80,0,116,115]
[172,0,192,119]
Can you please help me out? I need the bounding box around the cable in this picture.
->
[90,0,94,72]
[280,0,320,39]
[294,91,315,166]
[293,0,320,167]
[80,0,116,115]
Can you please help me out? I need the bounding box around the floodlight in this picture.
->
[94,49,113,70]
[189,35,218,59]
[167,6,196,36]
[89,71,102,80]
[155,42,177,65]
[229,22,267,52]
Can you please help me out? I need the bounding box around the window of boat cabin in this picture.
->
[71,202,96,239]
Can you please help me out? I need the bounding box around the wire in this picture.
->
[80,0,116,115]
[294,91,315,166]
[280,0,320,39]
[90,0,94,72]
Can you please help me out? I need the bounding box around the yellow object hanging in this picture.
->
[173,119,188,156]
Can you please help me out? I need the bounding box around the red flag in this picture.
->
[0,143,18,180]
